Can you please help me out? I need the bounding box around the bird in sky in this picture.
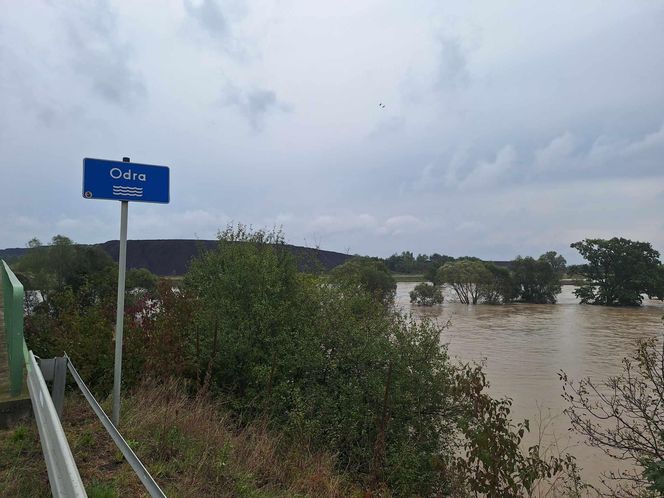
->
[379,102,386,108]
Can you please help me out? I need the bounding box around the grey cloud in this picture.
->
[531,124,664,181]
[1,1,663,260]
[534,132,576,174]
[182,0,249,57]
[405,121,664,198]
[65,0,146,109]
[0,30,62,127]
[368,115,406,139]
[183,0,228,38]
[405,146,518,194]
[221,85,291,131]
[458,145,517,190]
[435,35,470,91]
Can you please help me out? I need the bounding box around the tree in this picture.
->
[571,238,663,306]
[437,260,492,304]
[424,253,455,283]
[330,256,396,305]
[384,251,416,273]
[409,282,444,306]
[185,225,300,398]
[539,250,567,277]
[481,263,518,304]
[512,252,565,304]
[561,337,664,495]
[17,235,115,299]
[126,267,158,292]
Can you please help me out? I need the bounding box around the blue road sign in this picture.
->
[83,158,170,204]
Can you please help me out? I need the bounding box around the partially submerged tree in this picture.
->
[409,282,444,306]
[437,260,491,304]
[512,252,565,304]
[481,263,518,304]
[571,237,664,306]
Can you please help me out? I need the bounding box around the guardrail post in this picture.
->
[27,351,87,497]
[52,357,67,418]
[37,357,68,419]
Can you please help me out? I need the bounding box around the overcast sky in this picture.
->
[1,0,663,262]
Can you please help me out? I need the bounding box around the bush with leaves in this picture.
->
[329,256,396,306]
[409,282,444,306]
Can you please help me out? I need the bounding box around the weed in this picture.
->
[87,481,118,498]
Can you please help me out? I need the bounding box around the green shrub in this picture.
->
[409,282,444,306]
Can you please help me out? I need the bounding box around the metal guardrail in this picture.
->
[66,354,167,498]
[1,260,84,496]
[26,350,87,497]
[1,260,166,497]
[2,259,25,396]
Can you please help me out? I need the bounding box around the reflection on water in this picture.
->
[396,283,664,488]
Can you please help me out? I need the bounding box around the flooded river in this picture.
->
[396,283,664,489]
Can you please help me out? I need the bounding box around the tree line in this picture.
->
[399,237,664,307]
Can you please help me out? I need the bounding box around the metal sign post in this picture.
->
[113,160,130,426]
[83,157,170,427]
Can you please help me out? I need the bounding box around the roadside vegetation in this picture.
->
[4,226,587,496]
[1,379,357,497]
[6,230,664,495]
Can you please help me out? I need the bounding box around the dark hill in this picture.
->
[0,240,352,276]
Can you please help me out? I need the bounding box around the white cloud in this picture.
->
[624,122,664,156]
[129,209,230,239]
[377,215,427,236]
[309,213,377,234]
[459,145,517,190]
[534,132,576,173]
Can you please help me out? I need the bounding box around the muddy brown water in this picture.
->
[396,283,664,490]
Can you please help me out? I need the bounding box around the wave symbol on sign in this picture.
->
[112,185,144,197]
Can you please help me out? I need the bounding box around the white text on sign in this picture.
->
[110,168,147,182]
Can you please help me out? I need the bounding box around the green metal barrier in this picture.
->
[1,260,25,396]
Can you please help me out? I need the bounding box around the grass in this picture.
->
[0,380,358,498]
[0,421,50,497]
